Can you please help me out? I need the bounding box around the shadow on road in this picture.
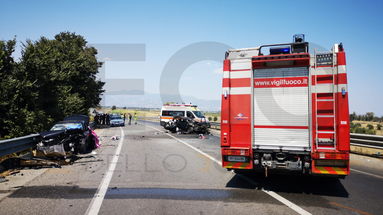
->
[226,172,349,198]
[5,185,278,204]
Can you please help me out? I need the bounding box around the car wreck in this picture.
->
[163,116,210,134]
[37,115,98,157]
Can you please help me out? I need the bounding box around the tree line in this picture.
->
[0,32,104,139]
[350,112,382,122]
[350,112,382,135]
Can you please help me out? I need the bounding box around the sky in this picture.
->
[1,0,383,114]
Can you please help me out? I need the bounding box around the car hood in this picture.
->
[40,130,65,139]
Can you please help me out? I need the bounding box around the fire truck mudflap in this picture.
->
[221,35,350,177]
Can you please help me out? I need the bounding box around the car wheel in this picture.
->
[79,138,87,154]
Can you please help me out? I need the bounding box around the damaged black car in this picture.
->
[164,116,210,134]
[37,115,96,157]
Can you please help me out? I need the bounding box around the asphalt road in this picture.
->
[0,121,382,215]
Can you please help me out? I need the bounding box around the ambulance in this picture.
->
[221,35,350,177]
[160,104,209,127]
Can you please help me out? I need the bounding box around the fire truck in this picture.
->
[220,35,350,177]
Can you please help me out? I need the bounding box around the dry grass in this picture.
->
[352,120,383,135]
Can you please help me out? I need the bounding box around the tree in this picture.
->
[350,112,357,121]
[0,32,104,138]
[366,112,375,121]
[213,116,218,122]
[0,39,17,138]
[377,124,382,130]
[367,124,374,130]
[112,105,117,110]
[20,32,104,125]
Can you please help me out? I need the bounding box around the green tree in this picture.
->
[20,32,104,124]
[366,112,374,121]
[377,124,382,130]
[21,32,104,121]
[0,39,48,138]
[0,39,17,138]
[0,32,104,138]
[350,112,357,121]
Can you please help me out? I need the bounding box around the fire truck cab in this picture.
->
[220,35,350,177]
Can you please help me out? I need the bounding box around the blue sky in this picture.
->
[1,0,383,114]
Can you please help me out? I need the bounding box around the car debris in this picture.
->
[164,116,210,134]
[110,136,120,141]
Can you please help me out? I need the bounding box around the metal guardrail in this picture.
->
[210,122,220,130]
[1,124,381,158]
[0,134,41,157]
[350,133,383,149]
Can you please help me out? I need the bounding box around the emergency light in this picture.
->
[269,47,290,55]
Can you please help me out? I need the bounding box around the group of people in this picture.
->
[125,113,138,125]
[94,113,111,125]
[94,112,137,126]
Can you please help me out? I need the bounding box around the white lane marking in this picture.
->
[351,168,383,179]
[263,190,311,215]
[146,124,311,215]
[147,125,222,165]
[85,127,124,215]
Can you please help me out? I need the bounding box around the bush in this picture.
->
[213,116,218,122]
[367,124,374,130]
[377,124,382,130]
[112,105,116,110]
[208,116,212,121]
[351,126,376,135]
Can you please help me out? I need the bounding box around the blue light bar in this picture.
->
[270,47,291,55]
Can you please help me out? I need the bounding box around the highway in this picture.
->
[0,121,382,215]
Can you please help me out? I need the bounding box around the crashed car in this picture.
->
[164,116,209,134]
[38,115,96,157]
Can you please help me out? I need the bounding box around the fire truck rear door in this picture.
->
[253,67,310,151]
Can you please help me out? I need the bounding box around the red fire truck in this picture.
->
[220,35,349,177]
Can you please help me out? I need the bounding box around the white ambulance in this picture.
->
[160,104,209,127]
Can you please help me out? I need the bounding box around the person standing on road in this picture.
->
[101,114,105,125]
[134,113,138,125]
[123,113,126,122]
[106,114,110,125]
[128,113,132,125]
[95,114,99,125]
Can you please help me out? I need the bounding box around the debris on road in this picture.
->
[0,177,8,183]
[111,136,120,141]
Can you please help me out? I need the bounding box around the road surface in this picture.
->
[0,121,382,215]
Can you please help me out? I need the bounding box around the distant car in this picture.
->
[38,115,95,155]
[110,114,125,127]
